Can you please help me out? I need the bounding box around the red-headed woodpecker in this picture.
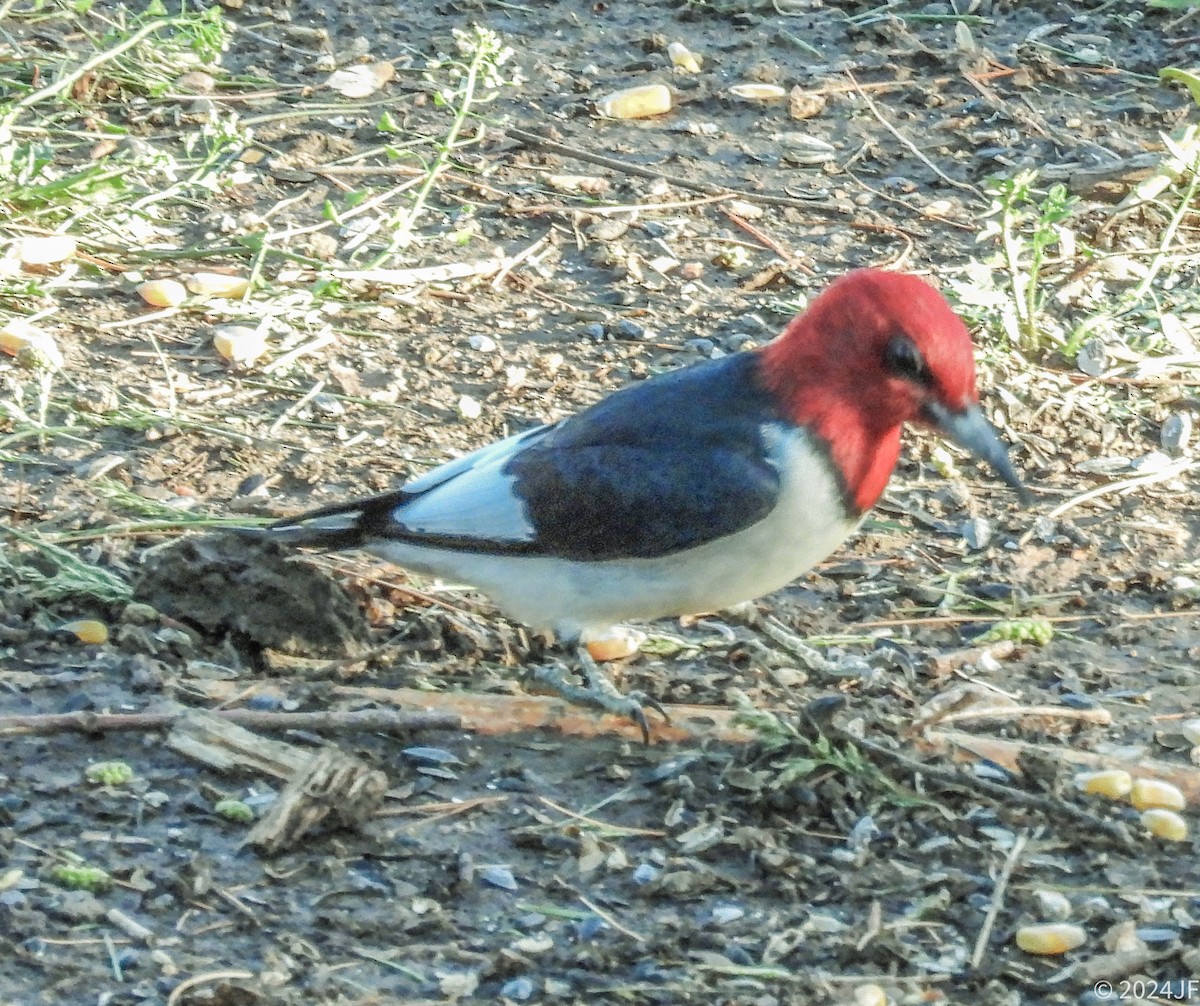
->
[252,269,1026,734]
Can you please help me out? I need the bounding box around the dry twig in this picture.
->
[0,707,459,738]
[970,829,1032,969]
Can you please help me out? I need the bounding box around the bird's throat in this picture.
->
[791,402,901,515]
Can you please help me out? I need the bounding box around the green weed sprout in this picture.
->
[374,25,521,261]
[978,170,1078,354]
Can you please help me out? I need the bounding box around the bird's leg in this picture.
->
[527,644,669,743]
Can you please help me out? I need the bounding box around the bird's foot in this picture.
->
[527,648,669,743]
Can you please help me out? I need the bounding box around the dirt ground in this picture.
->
[3,1,1200,1004]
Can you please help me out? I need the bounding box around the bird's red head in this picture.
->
[758,269,1020,513]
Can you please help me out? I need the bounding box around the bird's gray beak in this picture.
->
[923,401,1030,505]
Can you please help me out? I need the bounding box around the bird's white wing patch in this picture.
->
[390,433,537,544]
[401,425,548,495]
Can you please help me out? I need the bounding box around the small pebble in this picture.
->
[500,977,535,1001]
[1135,926,1180,944]
[1033,889,1073,921]
[710,904,745,925]
[401,746,463,766]
[22,937,47,957]
[122,603,159,626]
[310,393,345,417]
[611,318,646,341]
[1075,456,1131,475]
[1161,412,1193,456]
[962,516,993,550]
[480,865,518,891]
[1075,338,1107,377]
[1168,576,1200,608]
[632,863,659,884]
[972,760,1012,783]
[1180,718,1200,745]
[575,914,607,940]
[511,933,553,954]
[882,176,918,194]
[589,218,629,242]
[774,131,838,164]
[235,474,270,498]
[684,337,716,356]
[580,322,606,342]
[176,70,216,93]
[468,334,498,352]
[585,626,645,661]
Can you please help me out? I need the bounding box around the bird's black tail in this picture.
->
[233,491,411,551]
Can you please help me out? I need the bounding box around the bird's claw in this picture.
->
[527,663,669,743]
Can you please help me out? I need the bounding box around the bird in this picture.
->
[245,268,1027,737]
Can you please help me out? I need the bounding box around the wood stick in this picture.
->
[0,707,460,738]
[330,684,758,744]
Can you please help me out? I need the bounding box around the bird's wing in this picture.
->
[380,437,784,560]
[386,354,788,560]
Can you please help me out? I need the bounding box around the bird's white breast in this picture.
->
[368,426,859,639]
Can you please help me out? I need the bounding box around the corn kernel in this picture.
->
[586,626,647,662]
[667,42,702,74]
[1075,769,1132,800]
[137,279,188,307]
[187,272,251,298]
[1129,778,1186,812]
[853,983,888,1006]
[19,235,77,266]
[61,619,109,645]
[212,325,268,365]
[1141,808,1188,842]
[1015,923,1086,955]
[596,84,672,120]
[729,83,787,101]
[0,319,64,371]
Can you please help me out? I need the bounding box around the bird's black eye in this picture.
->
[885,336,927,382]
